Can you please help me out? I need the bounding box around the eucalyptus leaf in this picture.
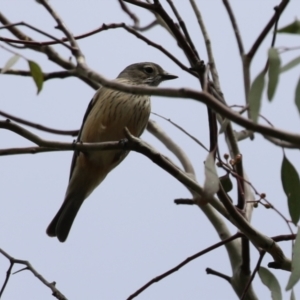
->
[259,267,282,300]
[281,155,300,224]
[28,60,44,94]
[203,152,219,196]
[286,229,300,290]
[295,77,300,116]
[268,48,281,101]
[219,173,233,193]
[277,19,300,35]
[1,54,20,74]
[249,71,265,123]
[281,56,300,73]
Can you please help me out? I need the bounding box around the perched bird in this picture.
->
[46,62,177,242]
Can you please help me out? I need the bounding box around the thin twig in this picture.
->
[189,0,222,94]
[222,0,244,55]
[246,0,289,60]
[166,0,200,59]
[0,21,73,50]
[127,233,241,300]
[67,63,300,146]
[118,0,140,27]
[0,12,99,90]
[124,0,200,67]
[0,69,76,82]
[134,20,158,31]
[0,110,79,136]
[147,120,196,176]
[0,248,67,300]
[38,0,85,63]
[151,112,208,151]
[206,268,231,283]
[240,251,266,300]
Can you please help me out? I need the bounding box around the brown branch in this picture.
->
[0,110,79,136]
[0,69,76,82]
[124,0,200,67]
[74,65,300,148]
[134,20,158,31]
[206,268,231,283]
[0,121,292,270]
[118,0,139,27]
[0,21,73,50]
[246,0,289,61]
[127,233,241,300]
[0,120,120,154]
[166,0,200,59]
[0,12,99,90]
[151,112,208,151]
[222,0,244,55]
[240,251,266,300]
[37,0,85,62]
[0,22,195,77]
[147,120,196,175]
[272,234,296,242]
[0,248,67,300]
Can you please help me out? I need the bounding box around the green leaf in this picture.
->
[259,267,282,300]
[277,19,300,35]
[295,77,300,116]
[1,54,20,74]
[268,48,281,101]
[28,60,44,94]
[249,71,265,123]
[281,155,300,224]
[286,228,300,290]
[219,173,233,193]
[281,56,300,73]
[203,152,219,196]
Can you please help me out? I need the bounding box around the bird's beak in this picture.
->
[160,71,178,81]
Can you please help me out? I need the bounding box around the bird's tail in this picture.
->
[46,192,85,242]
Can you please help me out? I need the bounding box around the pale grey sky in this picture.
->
[1,1,299,299]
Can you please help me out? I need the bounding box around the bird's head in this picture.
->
[117,62,178,86]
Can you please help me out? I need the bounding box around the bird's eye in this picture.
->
[144,66,154,74]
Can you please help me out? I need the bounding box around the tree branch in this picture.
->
[0,248,67,300]
[37,0,85,64]
[0,110,79,136]
[127,233,241,300]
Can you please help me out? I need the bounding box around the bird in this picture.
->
[46,62,178,242]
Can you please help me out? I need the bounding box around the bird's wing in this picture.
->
[68,90,100,181]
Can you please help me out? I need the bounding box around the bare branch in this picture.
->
[0,69,76,82]
[147,120,196,175]
[0,110,79,136]
[166,0,200,59]
[0,12,99,90]
[118,0,140,27]
[263,136,300,149]
[73,64,300,148]
[240,251,266,300]
[206,268,231,283]
[0,21,73,51]
[0,120,120,153]
[0,248,67,300]
[151,112,208,151]
[222,0,245,55]
[37,0,85,64]
[134,20,158,31]
[246,0,289,61]
[127,233,241,300]
[189,0,222,94]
